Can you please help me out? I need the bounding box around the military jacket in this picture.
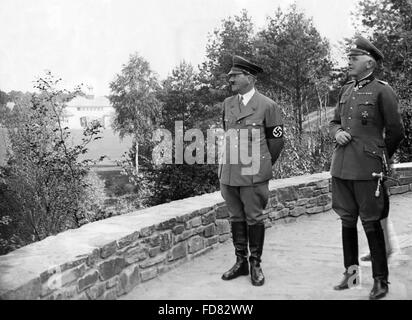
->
[218,90,284,186]
[329,76,404,180]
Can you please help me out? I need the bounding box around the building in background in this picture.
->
[63,95,114,129]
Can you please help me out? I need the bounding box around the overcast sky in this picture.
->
[0,0,359,96]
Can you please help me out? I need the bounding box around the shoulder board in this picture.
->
[377,80,388,85]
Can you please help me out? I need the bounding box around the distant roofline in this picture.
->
[67,95,111,107]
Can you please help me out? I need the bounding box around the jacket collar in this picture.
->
[227,90,259,121]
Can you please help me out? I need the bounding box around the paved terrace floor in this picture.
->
[121,192,412,300]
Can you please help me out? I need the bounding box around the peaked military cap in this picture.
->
[228,55,263,76]
[348,35,384,61]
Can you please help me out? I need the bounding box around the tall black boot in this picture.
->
[222,221,249,280]
[365,222,389,300]
[248,223,265,286]
[334,226,359,290]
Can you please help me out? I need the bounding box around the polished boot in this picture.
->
[365,222,389,300]
[222,221,249,280]
[334,226,359,290]
[369,278,389,300]
[248,223,265,286]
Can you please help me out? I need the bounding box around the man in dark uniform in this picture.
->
[219,55,284,286]
[329,36,404,299]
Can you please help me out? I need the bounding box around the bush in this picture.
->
[270,96,334,179]
[0,74,106,255]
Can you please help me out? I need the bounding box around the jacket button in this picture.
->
[348,117,351,119]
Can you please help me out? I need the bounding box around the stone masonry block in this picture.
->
[389,185,410,195]
[149,246,160,258]
[285,201,296,209]
[173,225,185,235]
[278,187,298,202]
[117,265,140,295]
[139,255,166,269]
[290,206,306,217]
[85,282,106,300]
[160,231,173,251]
[269,197,278,208]
[174,229,194,243]
[296,198,309,206]
[205,236,219,247]
[140,268,158,282]
[86,249,101,267]
[124,246,147,265]
[117,232,140,249]
[306,206,324,214]
[78,270,99,292]
[219,234,231,243]
[324,203,333,211]
[298,186,314,198]
[216,219,230,235]
[315,180,329,189]
[99,289,117,300]
[320,187,330,194]
[202,211,216,225]
[203,224,217,238]
[140,226,155,237]
[97,257,126,281]
[317,194,331,206]
[399,177,412,185]
[215,206,229,219]
[168,242,187,261]
[155,218,177,231]
[271,208,289,220]
[313,190,321,197]
[187,216,202,229]
[146,234,160,247]
[106,276,119,289]
[188,236,204,254]
[193,226,206,235]
[100,241,118,259]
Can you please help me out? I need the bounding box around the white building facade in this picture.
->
[63,95,115,129]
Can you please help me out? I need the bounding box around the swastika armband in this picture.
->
[265,125,284,139]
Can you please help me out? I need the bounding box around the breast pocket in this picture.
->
[358,100,376,119]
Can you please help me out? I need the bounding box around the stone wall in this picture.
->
[1,165,411,300]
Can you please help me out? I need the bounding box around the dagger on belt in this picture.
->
[372,151,399,197]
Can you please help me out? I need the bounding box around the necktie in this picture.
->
[239,95,245,113]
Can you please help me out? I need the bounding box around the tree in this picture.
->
[109,53,162,167]
[352,0,412,161]
[146,62,220,204]
[256,3,333,132]
[0,73,106,255]
[200,9,257,100]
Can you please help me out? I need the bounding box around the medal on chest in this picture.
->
[361,111,368,125]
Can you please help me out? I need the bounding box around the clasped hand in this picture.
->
[335,130,352,146]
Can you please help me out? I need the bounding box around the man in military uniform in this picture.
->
[219,55,284,286]
[329,36,404,299]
